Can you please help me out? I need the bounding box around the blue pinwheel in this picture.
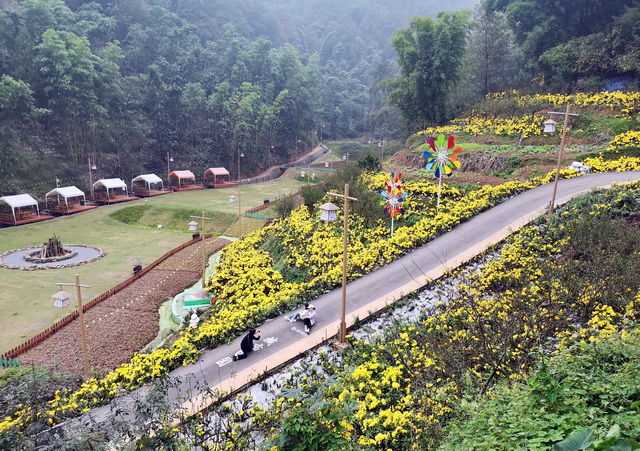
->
[418,134,462,210]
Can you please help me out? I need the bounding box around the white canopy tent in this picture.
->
[45,186,86,209]
[0,194,40,222]
[93,178,128,200]
[131,173,164,191]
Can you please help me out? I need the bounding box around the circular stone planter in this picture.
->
[0,245,105,270]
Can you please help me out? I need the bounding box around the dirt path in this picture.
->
[19,237,230,376]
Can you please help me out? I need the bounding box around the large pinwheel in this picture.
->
[380,172,407,236]
[419,134,462,211]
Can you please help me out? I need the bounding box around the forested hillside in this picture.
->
[0,0,638,196]
[0,0,478,196]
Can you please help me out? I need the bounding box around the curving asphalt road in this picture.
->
[82,171,640,429]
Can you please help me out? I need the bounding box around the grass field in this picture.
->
[0,171,308,353]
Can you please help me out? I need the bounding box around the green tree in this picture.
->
[389,10,470,131]
[21,0,76,41]
[466,3,524,98]
[484,0,637,64]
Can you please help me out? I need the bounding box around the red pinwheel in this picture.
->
[380,172,407,235]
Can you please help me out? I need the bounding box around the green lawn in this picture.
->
[0,171,307,353]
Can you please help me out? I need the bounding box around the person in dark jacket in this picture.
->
[233,328,261,361]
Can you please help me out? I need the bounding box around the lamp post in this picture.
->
[321,184,358,344]
[189,211,211,288]
[88,157,97,197]
[237,150,244,237]
[546,104,578,219]
[166,152,174,187]
[55,275,90,378]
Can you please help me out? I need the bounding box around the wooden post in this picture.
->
[191,212,211,288]
[56,276,90,378]
[548,104,572,219]
[327,184,358,344]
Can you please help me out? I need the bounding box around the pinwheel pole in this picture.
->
[436,171,444,213]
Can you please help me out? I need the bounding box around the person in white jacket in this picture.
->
[302,306,316,334]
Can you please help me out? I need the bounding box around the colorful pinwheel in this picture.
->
[418,134,463,211]
[380,172,407,235]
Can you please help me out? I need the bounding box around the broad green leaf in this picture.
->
[554,429,594,451]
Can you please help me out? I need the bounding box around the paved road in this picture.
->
[84,171,640,427]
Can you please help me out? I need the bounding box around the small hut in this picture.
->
[168,170,197,190]
[45,186,86,214]
[0,194,40,225]
[203,167,236,188]
[92,178,129,203]
[131,174,164,197]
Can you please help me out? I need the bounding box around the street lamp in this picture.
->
[546,104,579,219]
[55,275,90,378]
[88,157,97,197]
[167,152,174,186]
[189,212,210,288]
[236,150,244,237]
[321,184,357,345]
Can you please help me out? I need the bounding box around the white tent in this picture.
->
[45,186,86,209]
[131,173,163,191]
[93,178,128,200]
[0,194,40,222]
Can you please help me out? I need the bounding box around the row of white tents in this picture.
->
[0,175,165,223]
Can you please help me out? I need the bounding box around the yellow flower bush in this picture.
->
[606,130,640,151]
[416,90,639,139]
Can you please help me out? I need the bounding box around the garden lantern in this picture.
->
[324,162,329,168]
[188,220,198,232]
[319,202,339,222]
[543,118,557,133]
[229,195,236,202]
[52,290,71,308]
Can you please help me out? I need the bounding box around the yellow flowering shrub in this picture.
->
[606,130,640,151]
